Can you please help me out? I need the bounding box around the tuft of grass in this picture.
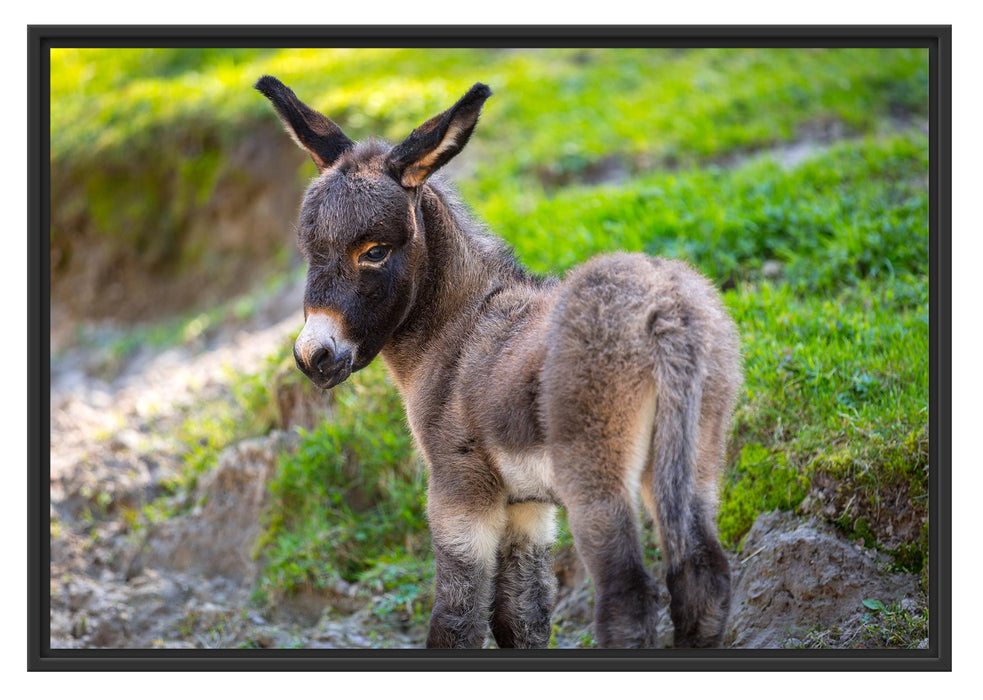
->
[788,598,928,649]
[254,362,426,600]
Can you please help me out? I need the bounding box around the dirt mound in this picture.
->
[50,126,306,325]
[132,433,293,582]
[725,511,924,648]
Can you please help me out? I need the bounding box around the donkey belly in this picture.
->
[491,447,559,505]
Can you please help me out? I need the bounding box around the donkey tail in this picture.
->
[642,256,737,647]
[646,311,705,564]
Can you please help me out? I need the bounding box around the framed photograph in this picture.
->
[30,25,951,671]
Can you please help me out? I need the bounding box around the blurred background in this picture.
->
[49,47,930,650]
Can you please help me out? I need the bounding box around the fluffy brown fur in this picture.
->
[257,76,743,649]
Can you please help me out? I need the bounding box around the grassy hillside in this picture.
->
[50,47,926,321]
[51,47,931,638]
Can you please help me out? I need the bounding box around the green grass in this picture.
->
[52,47,927,172]
[254,362,427,604]
[49,48,927,299]
[721,276,928,548]
[480,133,927,293]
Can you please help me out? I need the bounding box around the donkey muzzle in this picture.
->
[294,311,356,389]
[294,343,353,389]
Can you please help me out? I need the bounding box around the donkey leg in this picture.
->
[546,390,662,648]
[643,481,730,648]
[541,317,663,645]
[561,489,660,648]
[663,509,730,649]
[490,501,558,649]
[550,394,658,649]
[425,488,506,649]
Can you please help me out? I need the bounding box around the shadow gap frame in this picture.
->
[29,23,952,672]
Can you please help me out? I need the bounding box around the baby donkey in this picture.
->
[256,76,742,649]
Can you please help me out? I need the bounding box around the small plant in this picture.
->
[862,598,890,613]
[575,629,598,649]
[362,556,434,626]
[787,598,928,649]
[856,598,929,648]
[254,362,426,602]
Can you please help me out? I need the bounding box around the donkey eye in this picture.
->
[360,245,391,264]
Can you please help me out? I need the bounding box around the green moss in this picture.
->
[806,423,929,571]
[815,424,928,497]
[718,443,809,548]
[889,542,925,574]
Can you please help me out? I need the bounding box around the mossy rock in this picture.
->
[801,424,928,570]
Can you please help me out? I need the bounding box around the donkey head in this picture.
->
[255,76,491,389]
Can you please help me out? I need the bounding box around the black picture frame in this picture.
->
[29,24,952,671]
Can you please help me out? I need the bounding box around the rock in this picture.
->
[89,613,128,647]
[761,259,783,280]
[725,511,921,648]
[133,432,294,582]
[65,580,96,611]
[271,363,334,431]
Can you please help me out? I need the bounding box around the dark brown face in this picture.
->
[293,143,424,389]
[254,75,491,389]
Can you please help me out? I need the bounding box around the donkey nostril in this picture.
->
[310,347,331,375]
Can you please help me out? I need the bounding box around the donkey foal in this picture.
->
[256,77,742,649]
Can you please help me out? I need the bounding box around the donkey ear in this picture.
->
[254,75,354,172]
[386,83,492,188]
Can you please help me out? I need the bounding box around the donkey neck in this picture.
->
[382,182,525,387]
